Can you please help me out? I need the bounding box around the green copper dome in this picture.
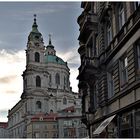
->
[45,54,66,65]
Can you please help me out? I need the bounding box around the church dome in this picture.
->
[45,54,66,65]
[45,34,67,66]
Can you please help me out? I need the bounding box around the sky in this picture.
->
[0,2,82,122]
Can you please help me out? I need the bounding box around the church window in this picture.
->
[63,97,67,105]
[66,76,69,87]
[49,74,51,83]
[36,101,41,109]
[36,76,41,87]
[55,73,60,85]
[35,52,40,62]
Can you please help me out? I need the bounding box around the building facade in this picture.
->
[0,122,8,138]
[77,2,140,138]
[7,15,87,138]
[58,106,87,138]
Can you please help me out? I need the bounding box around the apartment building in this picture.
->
[77,2,140,138]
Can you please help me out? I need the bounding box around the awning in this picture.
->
[93,115,116,135]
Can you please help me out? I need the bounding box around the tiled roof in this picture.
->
[0,122,8,128]
[62,106,75,112]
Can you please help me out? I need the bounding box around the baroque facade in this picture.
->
[7,15,87,138]
[77,2,140,138]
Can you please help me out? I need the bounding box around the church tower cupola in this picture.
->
[45,34,56,56]
[32,14,38,32]
[25,15,45,65]
[27,14,44,46]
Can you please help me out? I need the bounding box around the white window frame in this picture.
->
[120,56,128,86]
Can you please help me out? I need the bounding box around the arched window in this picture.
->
[63,97,67,105]
[36,76,41,87]
[64,76,66,85]
[55,73,60,85]
[36,101,41,109]
[49,74,51,83]
[66,76,69,87]
[35,52,40,62]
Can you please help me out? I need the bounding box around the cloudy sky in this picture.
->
[0,2,82,122]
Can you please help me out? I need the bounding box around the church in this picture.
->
[7,15,87,138]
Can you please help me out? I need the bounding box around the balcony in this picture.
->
[78,12,98,43]
[77,56,99,80]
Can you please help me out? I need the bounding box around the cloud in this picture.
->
[57,47,79,92]
[0,49,25,97]
[0,75,16,84]
[68,63,79,69]
[5,90,17,94]
[0,109,8,116]
[57,46,80,67]
[0,49,25,64]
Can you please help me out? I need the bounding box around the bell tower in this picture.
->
[21,15,49,98]
[21,15,49,114]
[26,14,45,65]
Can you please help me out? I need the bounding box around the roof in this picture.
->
[0,122,8,128]
[31,112,58,122]
[45,54,66,65]
[62,106,75,112]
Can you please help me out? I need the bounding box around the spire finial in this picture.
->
[33,14,37,24]
[49,34,52,45]
[32,14,38,31]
